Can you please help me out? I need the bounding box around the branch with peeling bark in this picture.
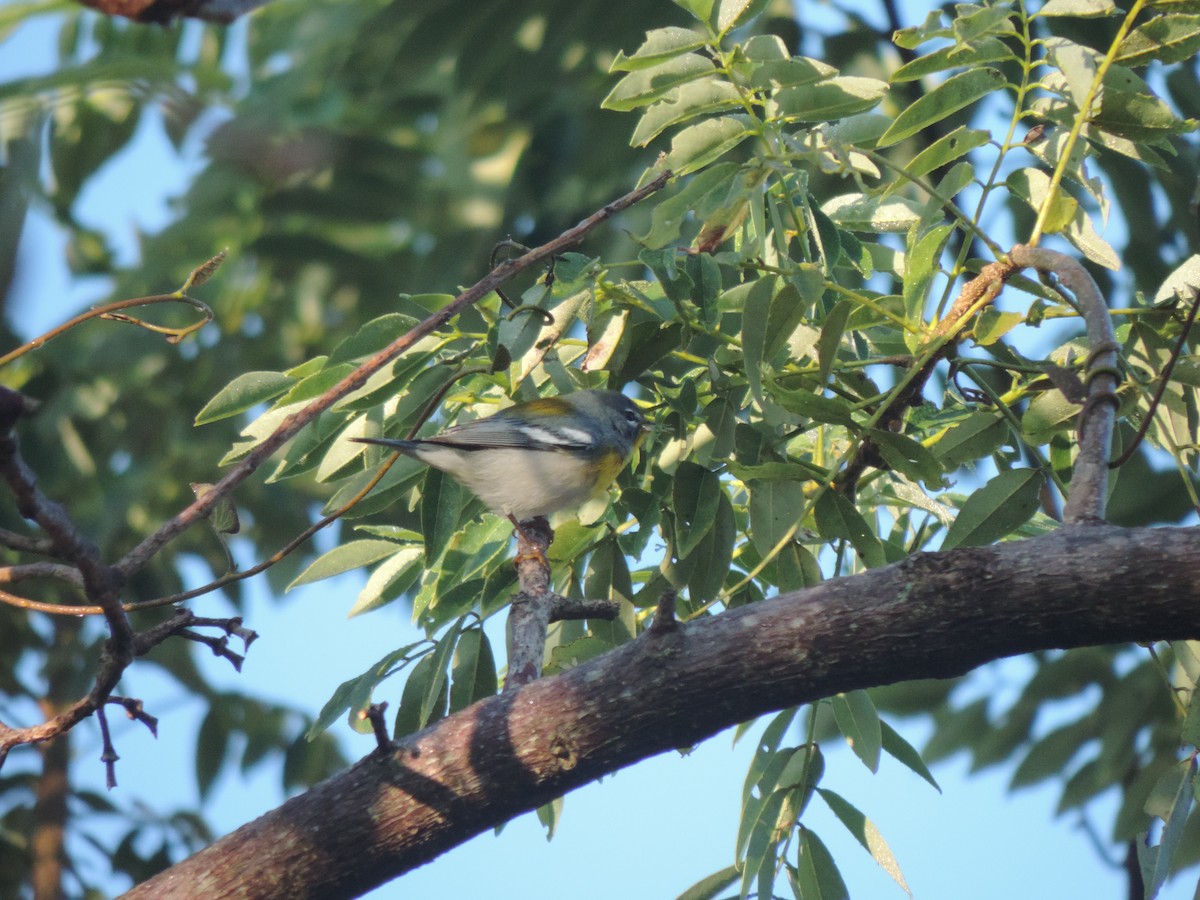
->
[126,523,1200,900]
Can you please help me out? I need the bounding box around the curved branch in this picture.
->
[1009,245,1118,523]
[126,523,1200,900]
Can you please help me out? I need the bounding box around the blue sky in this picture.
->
[1,3,1195,898]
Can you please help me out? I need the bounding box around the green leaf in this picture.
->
[941,468,1044,550]
[891,37,1017,82]
[770,386,858,427]
[739,276,777,407]
[880,720,941,791]
[813,490,886,567]
[673,461,723,557]
[816,300,852,385]
[769,271,822,359]
[449,628,497,712]
[971,308,1024,345]
[1140,758,1197,899]
[672,0,715,23]
[773,77,888,122]
[419,618,466,730]
[536,796,564,841]
[817,788,912,896]
[602,54,715,112]
[631,78,743,146]
[307,641,428,740]
[1007,167,1079,235]
[749,480,803,556]
[1064,204,1120,271]
[195,707,229,800]
[676,865,740,900]
[610,26,707,72]
[1118,14,1200,66]
[1095,84,1193,141]
[822,194,924,233]
[420,468,465,566]
[717,0,769,34]
[1009,716,1094,789]
[878,67,1009,148]
[393,653,440,738]
[288,539,404,590]
[327,313,421,364]
[868,430,945,486]
[1039,0,1116,16]
[931,411,1010,469]
[831,691,882,773]
[795,829,850,900]
[903,222,955,324]
[1021,389,1080,445]
[1183,692,1200,749]
[194,371,294,425]
[900,126,991,181]
[952,4,1016,42]
[349,546,424,618]
[639,161,744,246]
[663,115,755,176]
[686,489,736,601]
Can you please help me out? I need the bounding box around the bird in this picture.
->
[352,389,649,535]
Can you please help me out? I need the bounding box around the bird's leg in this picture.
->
[510,514,553,571]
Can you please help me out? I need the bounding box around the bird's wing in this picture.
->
[426,399,594,451]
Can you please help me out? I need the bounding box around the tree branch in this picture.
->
[126,523,1200,900]
[1009,245,1118,523]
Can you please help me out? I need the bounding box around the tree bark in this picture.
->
[125,523,1200,900]
[75,0,272,23]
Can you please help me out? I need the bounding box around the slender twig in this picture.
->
[0,453,400,617]
[0,562,84,588]
[548,597,620,623]
[96,706,119,790]
[1108,287,1200,470]
[0,528,53,555]
[0,291,213,368]
[107,696,159,738]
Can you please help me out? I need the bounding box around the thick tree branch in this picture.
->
[127,523,1200,900]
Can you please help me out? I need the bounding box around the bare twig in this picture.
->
[0,528,53,555]
[0,562,84,589]
[363,703,392,752]
[108,696,159,738]
[0,290,214,368]
[96,707,119,790]
[650,589,678,635]
[548,597,620,623]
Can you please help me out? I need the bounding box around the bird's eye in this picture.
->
[624,408,642,424]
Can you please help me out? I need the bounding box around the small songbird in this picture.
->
[352,389,649,526]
